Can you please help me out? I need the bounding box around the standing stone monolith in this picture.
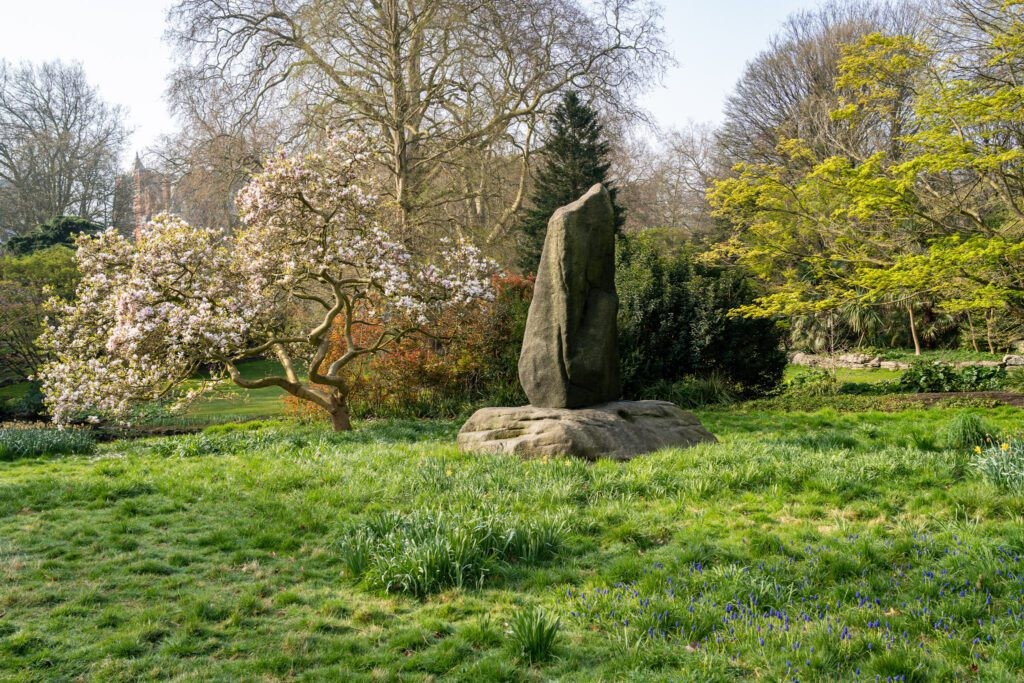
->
[518,183,620,408]
[457,183,716,460]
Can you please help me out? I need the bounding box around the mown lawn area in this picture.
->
[0,382,30,404]
[179,359,290,421]
[2,407,1024,680]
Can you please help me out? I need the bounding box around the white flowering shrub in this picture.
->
[37,133,495,430]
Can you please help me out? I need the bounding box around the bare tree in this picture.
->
[0,61,129,236]
[166,0,669,243]
[616,123,722,238]
[717,0,925,167]
[149,81,291,230]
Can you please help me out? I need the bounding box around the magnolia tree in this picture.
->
[37,134,495,430]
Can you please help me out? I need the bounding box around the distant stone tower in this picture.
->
[131,155,174,233]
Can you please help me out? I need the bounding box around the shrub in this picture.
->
[973,440,1024,492]
[943,413,995,450]
[2,216,101,256]
[782,369,839,397]
[616,233,786,398]
[10,383,46,419]
[899,361,1006,393]
[899,362,960,392]
[286,273,532,421]
[1003,368,1024,392]
[507,606,560,664]
[0,428,95,461]
[957,364,1006,390]
[338,509,566,597]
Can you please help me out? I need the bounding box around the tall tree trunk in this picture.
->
[907,304,921,356]
[967,311,979,353]
[986,310,996,354]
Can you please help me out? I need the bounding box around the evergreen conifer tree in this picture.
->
[519,91,624,272]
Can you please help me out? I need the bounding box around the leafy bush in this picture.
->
[2,216,101,256]
[973,440,1024,491]
[899,362,960,392]
[899,361,1006,393]
[1,246,80,383]
[1003,368,1024,392]
[782,369,839,397]
[0,428,95,460]
[10,383,46,419]
[338,509,566,597]
[507,606,560,664]
[943,413,995,450]
[0,383,46,421]
[957,364,1007,390]
[617,233,786,397]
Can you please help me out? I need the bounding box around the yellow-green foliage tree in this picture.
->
[709,1,1024,354]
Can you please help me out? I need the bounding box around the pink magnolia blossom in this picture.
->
[38,133,495,428]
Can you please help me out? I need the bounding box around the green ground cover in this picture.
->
[2,407,1024,680]
[0,383,29,403]
[784,365,903,385]
[180,359,290,421]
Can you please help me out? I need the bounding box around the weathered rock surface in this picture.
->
[793,352,1013,371]
[791,352,885,369]
[518,183,620,408]
[457,401,716,461]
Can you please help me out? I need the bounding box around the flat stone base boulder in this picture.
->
[457,400,716,461]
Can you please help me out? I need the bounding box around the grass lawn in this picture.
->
[3,407,1024,680]
[170,360,291,424]
[784,365,903,385]
[0,382,30,403]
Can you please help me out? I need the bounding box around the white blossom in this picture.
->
[38,132,495,425]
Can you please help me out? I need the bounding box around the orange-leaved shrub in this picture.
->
[285,273,532,421]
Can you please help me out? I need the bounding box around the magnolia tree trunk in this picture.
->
[329,401,352,432]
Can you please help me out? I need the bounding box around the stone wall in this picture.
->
[790,352,1024,371]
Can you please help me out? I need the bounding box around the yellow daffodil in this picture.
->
[974,446,982,454]
[1001,443,1010,452]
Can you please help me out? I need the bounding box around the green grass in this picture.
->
[179,359,290,420]
[0,381,30,403]
[3,407,1024,680]
[784,365,903,385]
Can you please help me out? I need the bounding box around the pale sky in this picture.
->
[0,0,821,157]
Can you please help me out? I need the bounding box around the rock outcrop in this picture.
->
[457,401,716,461]
[518,183,620,408]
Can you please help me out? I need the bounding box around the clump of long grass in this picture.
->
[943,413,994,450]
[507,606,560,664]
[338,509,567,597]
[0,428,95,461]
